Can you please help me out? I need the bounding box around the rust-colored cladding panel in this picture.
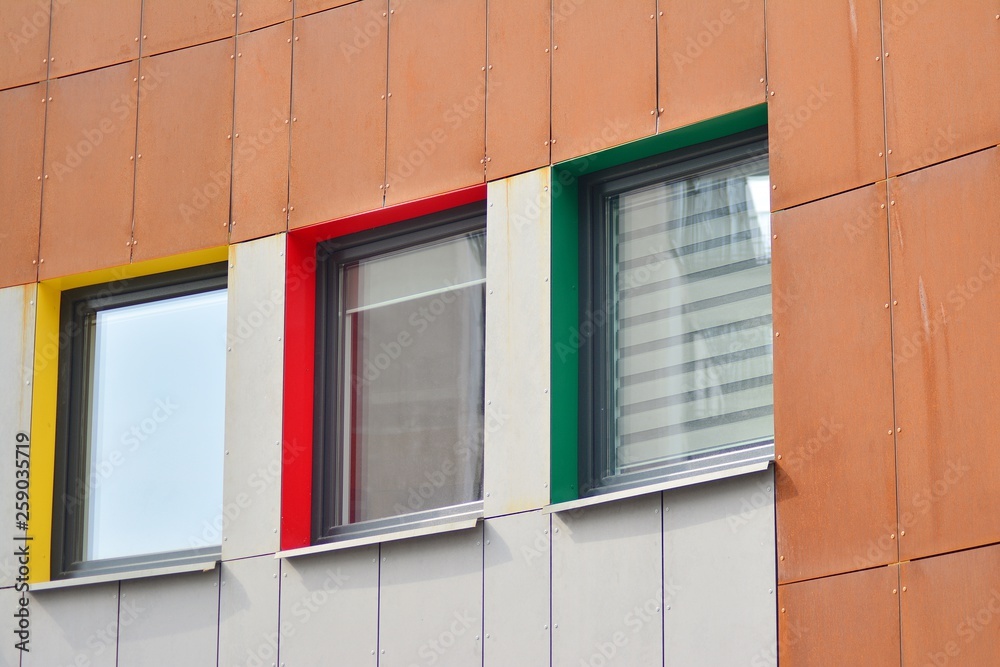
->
[657,0,766,133]
[294,0,356,19]
[485,0,550,181]
[384,0,486,206]
[778,566,901,666]
[766,0,886,210]
[883,1,1000,177]
[39,63,138,280]
[289,1,387,228]
[773,183,897,583]
[551,0,657,163]
[888,148,1000,561]
[141,0,236,56]
[49,0,141,79]
[0,83,44,288]
[0,0,49,90]
[231,22,291,243]
[133,39,235,261]
[237,0,292,33]
[900,544,1000,666]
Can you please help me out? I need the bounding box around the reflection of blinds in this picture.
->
[613,157,773,475]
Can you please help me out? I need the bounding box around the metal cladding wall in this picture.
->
[0,1,996,666]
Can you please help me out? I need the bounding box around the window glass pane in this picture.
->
[610,154,772,477]
[86,289,227,561]
[338,231,486,525]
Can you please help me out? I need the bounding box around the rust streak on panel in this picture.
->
[778,566,901,666]
[384,0,487,206]
[133,39,235,261]
[289,0,387,229]
[657,0,766,134]
[765,0,885,210]
[883,0,1000,177]
[551,0,657,163]
[39,63,138,280]
[49,0,141,79]
[0,82,45,288]
[485,0,550,181]
[232,21,291,243]
[888,148,1000,561]
[773,183,897,583]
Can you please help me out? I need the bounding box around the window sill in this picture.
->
[276,512,483,560]
[543,459,772,515]
[30,559,219,592]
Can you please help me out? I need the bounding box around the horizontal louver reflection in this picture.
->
[612,155,773,476]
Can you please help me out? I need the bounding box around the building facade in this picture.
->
[0,0,998,665]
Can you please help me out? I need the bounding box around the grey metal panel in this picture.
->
[551,493,663,667]
[483,511,550,667]
[277,545,379,667]
[23,583,118,667]
[219,555,280,667]
[116,570,220,667]
[483,169,551,517]
[379,526,484,667]
[0,285,35,588]
[662,469,777,666]
[221,234,286,560]
[0,587,24,666]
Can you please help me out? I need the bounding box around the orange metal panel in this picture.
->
[384,0,486,206]
[289,1,386,228]
[0,0,49,90]
[657,0,766,133]
[779,566,900,666]
[294,0,355,19]
[231,21,290,243]
[765,0,885,211]
[39,63,138,280]
[883,1,1000,176]
[900,544,1000,667]
[49,0,141,79]
[485,0,550,181]
[888,147,1000,561]
[550,0,657,163]
[237,0,292,33]
[773,183,897,583]
[0,82,44,287]
[141,0,236,56]
[133,39,234,261]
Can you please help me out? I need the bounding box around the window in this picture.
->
[314,205,487,543]
[52,264,228,578]
[579,130,772,495]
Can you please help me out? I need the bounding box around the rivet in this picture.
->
[893,300,898,305]
[875,56,880,61]
[774,332,780,337]
[135,37,139,42]
[544,141,549,146]
[235,133,239,138]
[879,152,883,157]
[238,52,242,57]
[659,107,664,113]
[780,555,784,561]
[137,154,142,158]
[133,77,138,82]
[488,65,493,69]
[289,206,294,211]
[769,91,774,96]
[888,430,893,435]
[893,588,897,594]
[388,93,392,97]
[551,139,557,144]
[759,77,765,83]
[890,533,895,539]
[44,174,48,179]
[481,66,485,71]
[885,303,889,308]
[772,234,777,240]
[881,204,886,209]
[650,110,655,115]
[295,36,299,41]
[140,75,145,80]
[130,155,134,160]
[486,540,490,545]
[486,492,490,497]
[781,608,786,613]
[544,48,549,53]
[897,427,901,433]
[227,134,232,139]
[554,45,558,50]
[39,259,44,263]
[891,200,896,205]
[772,184,777,190]
[888,149,893,155]
[900,531,905,536]
[885,52,889,57]
[777,454,782,460]
[902,586,907,591]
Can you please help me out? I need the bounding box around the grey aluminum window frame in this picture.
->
[313,202,487,545]
[51,263,228,580]
[578,128,773,497]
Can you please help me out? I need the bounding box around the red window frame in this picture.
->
[280,184,487,550]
